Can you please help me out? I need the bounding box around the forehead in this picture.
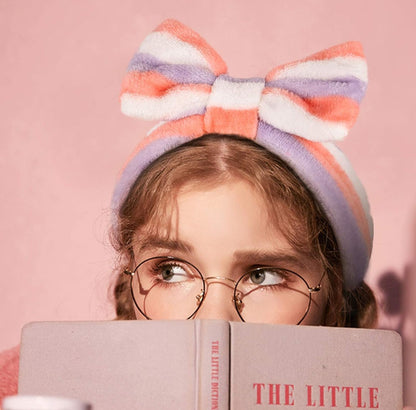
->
[137,179,307,256]
[174,180,276,239]
[140,178,272,233]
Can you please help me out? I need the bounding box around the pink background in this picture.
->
[1,0,415,405]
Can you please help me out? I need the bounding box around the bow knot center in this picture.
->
[204,75,265,139]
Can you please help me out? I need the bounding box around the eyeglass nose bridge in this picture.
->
[195,276,243,314]
[204,276,237,285]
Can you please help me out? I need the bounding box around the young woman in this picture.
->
[110,19,376,328]
[0,18,377,402]
[112,133,376,328]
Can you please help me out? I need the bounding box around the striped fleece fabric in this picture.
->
[114,19,372,290]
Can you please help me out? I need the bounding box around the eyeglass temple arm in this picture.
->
[308,270,327,293]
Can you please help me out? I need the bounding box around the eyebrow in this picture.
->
[136,236,194,254]
[233,249,308,270]
[136,236,307,269]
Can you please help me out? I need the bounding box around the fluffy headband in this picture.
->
[113,19,373,290]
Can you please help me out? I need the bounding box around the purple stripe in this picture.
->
[266,77,366,103]
[112,135,190,212]
[217,74,264,84]
[127,52,161,72]
[256,121,369,288]
[127,52,216,84]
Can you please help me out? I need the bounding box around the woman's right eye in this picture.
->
[156,263,189,282]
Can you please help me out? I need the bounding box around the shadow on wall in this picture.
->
[378,268,407,333]
[377,265,415,408]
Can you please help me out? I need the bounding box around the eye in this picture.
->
[156,263,190,283]
[248,268,286,286]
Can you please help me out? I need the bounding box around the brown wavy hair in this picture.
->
[110,133,377,328]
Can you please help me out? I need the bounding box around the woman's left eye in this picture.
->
[248,269,285,286]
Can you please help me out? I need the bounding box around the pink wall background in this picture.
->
[1,0,415,405]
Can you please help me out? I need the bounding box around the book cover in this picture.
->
[18,320,229,409]
[229,322,402,409]
[18,320,402,409]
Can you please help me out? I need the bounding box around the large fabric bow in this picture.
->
[120,19,367,143]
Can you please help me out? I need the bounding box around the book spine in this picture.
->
[195,320,230,410]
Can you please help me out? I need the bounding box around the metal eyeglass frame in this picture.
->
[123,255,324,324]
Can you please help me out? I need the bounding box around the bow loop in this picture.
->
[261,41,368,142]
[120,19,227,121]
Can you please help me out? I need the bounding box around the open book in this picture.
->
[18,320,402,409]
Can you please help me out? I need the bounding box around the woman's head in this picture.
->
[111,19,377,327]
[111,134,376,327]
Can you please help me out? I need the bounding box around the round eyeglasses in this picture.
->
[124,256,324,324]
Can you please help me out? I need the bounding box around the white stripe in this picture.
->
[207,77,265,110]
[121,91,209,121]
[139,31,211,69]
[322,142,373,238]
[271,57,368,83]
[259,92,348,142]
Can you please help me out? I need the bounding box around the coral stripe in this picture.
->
[302,41,364,62]
[147,115,205,142]
[121,71,175,97]
[260,92,347,141]
[204,107,258,139]
[120,115,205,174]
[323,142,372,226]
[300,139,372,251]
[264,88,359,128]
[303,96,359,128]
[156,19,227,76]
[266,57,367,83]
[268,42,364,79]
[121,70,212,99]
